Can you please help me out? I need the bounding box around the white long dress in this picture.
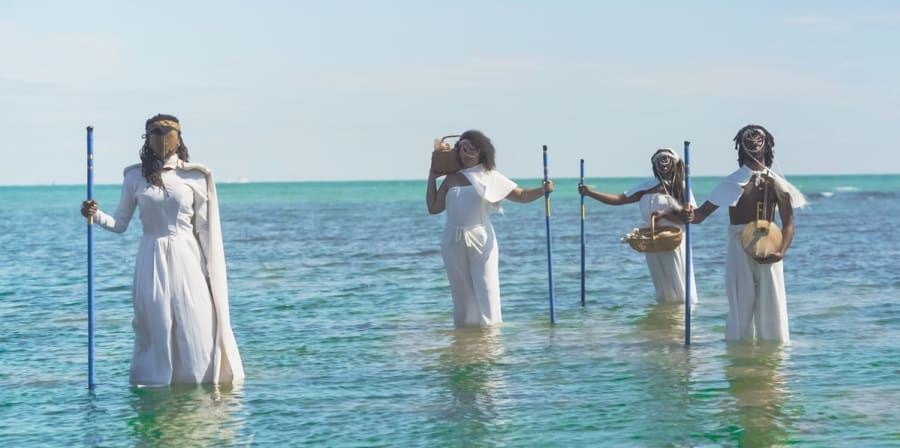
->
[95,158,244,386]
[441,186,502,326]
[638,192,698,304]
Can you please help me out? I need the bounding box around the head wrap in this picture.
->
[651,148,680,164]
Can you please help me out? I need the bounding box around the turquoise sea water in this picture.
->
[1,174,899,446]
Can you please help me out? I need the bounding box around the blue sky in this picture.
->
[2,1,899,185]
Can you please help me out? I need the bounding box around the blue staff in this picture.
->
[86,126,96,388]
[579,158,586,307]
[683,140,693,346]
[543,145,556,323]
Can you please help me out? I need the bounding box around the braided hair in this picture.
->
[733,124,774,168]
[650,149,687,204]
[139,114,190,187]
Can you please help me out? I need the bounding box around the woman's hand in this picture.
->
[81,200,98,219]
[543,179,554,194]
[756,251,784,264]
[680,207,695,223]
[650,210,666,222]
[652,209,685,224]
[578,183,590,196]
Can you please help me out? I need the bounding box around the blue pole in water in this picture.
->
[86,126,95,388]
[683,140,693,346]
[543,145,556,323]
[579,159,586,307]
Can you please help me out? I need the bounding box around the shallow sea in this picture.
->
[1,174,899,446]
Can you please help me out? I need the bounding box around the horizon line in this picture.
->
[3,172,900,188]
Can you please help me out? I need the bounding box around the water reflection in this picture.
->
[724,343,790,446]
[81,390,104,447]
[128,383,245,447]
[633,303,695,442]
[638,303,687,345]
[435,326,507,445]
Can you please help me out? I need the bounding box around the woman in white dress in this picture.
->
[578,148,697,304]
[426,130,553,326]
[81,114,244,386]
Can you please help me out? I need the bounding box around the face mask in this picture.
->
[651,149,678,170]
[146,120,181,158]
[741,128,766,152]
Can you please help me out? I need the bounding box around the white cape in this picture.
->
[708,166,807,209]
[461,165,517,203]
[181,162,245,384]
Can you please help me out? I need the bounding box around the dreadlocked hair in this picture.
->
[139,114,190,187]
[733,124,775,168]
[651,151,687,204]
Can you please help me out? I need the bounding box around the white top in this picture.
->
[445,185,493,228]
[639,193,684,228]
[626,178,697,226]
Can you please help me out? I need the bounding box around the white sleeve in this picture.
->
[707,168,751,207]
[624,179,659,198]
[94,170,137,233]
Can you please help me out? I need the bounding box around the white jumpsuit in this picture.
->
[441,186,502,326]
[96,164,241,385]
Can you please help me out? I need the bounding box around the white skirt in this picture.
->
[644,239,697,304]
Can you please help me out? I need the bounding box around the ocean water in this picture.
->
[1,174,899,446]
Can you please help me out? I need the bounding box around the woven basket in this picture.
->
[624,215,683,253]
[431,134,462,175]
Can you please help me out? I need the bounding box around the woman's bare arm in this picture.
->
[578,184,641,205]
[506,180,554,203]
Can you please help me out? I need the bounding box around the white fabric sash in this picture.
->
[461,164,517,204]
